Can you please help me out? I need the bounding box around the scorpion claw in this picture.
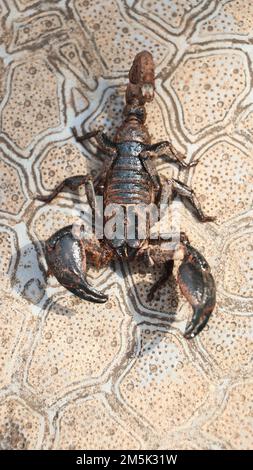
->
[61,281,108,304]
[45,225,108,303]
[178,241,216,339]
[183,309,210,339]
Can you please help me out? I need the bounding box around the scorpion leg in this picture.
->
[164,178,215,222]
[35,174,96,207]
[72,126,117,156]
[45,225,109,303]
[142,141,197,169]
[178,240,216,339]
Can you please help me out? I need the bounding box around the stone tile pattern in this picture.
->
[0,0,252,450]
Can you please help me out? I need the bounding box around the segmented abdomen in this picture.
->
[105,155,152,205]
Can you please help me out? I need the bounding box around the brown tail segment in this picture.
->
[126,50,155,105]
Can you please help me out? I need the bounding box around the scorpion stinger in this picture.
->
[35,50,216,339]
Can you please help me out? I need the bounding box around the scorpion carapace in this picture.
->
[36,50,216,339]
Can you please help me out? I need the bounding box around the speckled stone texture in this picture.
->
[0,0,252,450]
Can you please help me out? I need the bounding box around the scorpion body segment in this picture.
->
[36,50,216,339]
[104,145,154,206]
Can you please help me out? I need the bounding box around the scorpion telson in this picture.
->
[35,51,216,339]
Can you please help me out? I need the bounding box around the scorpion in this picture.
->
[36,51,216,339]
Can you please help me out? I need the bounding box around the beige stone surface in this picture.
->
[0,0,252,450]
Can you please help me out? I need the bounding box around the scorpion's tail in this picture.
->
[126,50,155,105]
[116,51,155,142]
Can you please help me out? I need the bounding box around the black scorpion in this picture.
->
[35,51,216,339]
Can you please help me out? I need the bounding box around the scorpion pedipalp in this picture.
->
[178,241,216,339]
[45,225,108,303]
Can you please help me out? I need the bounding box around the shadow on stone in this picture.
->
[11,241,75,317]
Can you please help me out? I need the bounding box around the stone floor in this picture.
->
[0,0,252,450]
